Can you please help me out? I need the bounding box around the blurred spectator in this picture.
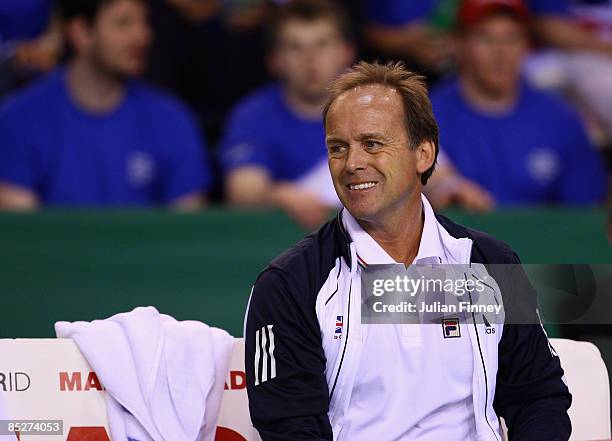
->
[530,0,612,55]
[218,0,355,229]
[0,0,211,210]
[362,0,452,80]
[0,0,62,97]
[525,0,612,148]
[145,0,271,144]
[361,0,611,78]
[430,0,606,206]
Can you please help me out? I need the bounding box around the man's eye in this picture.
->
[365,140,381,148]
[328,145,344,154]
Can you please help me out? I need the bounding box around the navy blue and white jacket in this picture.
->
[244,201,572,441]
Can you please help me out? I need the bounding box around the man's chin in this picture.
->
[124,66,146,78]
[111,61,147,80]
[481,78,516,98]
[342,201,378,222]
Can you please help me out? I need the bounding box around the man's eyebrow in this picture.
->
[358,132,390,141]
[325,136,347,145]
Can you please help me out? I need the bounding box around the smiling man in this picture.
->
[244,61,571,441]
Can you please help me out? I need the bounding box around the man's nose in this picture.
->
[344,145,367,173]
[302,44,320,64]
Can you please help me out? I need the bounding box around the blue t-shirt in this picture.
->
[529,0,570,14]
[0,68,211,206]
[430,79,605,205]
[364,0,569,26]
[218,84,327,181]
[364,0,438,26]
[0,0,52,43]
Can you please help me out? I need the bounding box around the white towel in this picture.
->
[55,307,234,441]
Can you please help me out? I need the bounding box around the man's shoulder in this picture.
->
[435,213,520,264]
[269,217,347,274]
[429,78,462,110]
[129,80,196,123]
[256,217,349,296]
[228,83,284,122]
[1,70,63,118]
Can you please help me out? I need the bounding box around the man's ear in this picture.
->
[266,48,282,79]
[65,17,93,55]
[416,140,436,175]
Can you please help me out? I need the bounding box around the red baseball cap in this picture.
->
[457,0,530,28]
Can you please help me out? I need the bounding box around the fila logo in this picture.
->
[254,325,276,386]
[442,318,461,338]
[334,315,344,340]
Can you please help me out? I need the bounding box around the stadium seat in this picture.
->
[549,338,611,440]
[215,338,262,441]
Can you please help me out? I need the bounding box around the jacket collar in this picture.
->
[338,194,450,266]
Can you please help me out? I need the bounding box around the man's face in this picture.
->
[326,85,432,223]
[85,0,151,78]
[458,14,528,97]
[272,18,353,102]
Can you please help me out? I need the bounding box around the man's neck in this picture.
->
[459,75,519,115]
[356,193,424,265]
[66,58,126,114]
[283,87,326,120]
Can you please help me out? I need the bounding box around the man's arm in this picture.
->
[493,258,572,440]
[361,0,450,71]
[245,268,332,441]
[495,323,572,440]
[364,22,450,72]
[424,157,495,213]
[225,167,331,230]
[225,166,271,206]
[0,182,39,210]
[534,16,612,57]
[169,192,206,211]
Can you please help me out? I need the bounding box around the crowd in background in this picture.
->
[0,0,610,228]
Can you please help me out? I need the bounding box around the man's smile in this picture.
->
[346,181,379,191]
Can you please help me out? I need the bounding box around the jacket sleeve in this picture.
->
[244,267,332,441]
[493,256,572,441]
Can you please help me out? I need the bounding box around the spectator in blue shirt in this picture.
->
[0,0,211,210]
[362,0,575,79]
[218,0,354,229]
[430,0,605,206]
